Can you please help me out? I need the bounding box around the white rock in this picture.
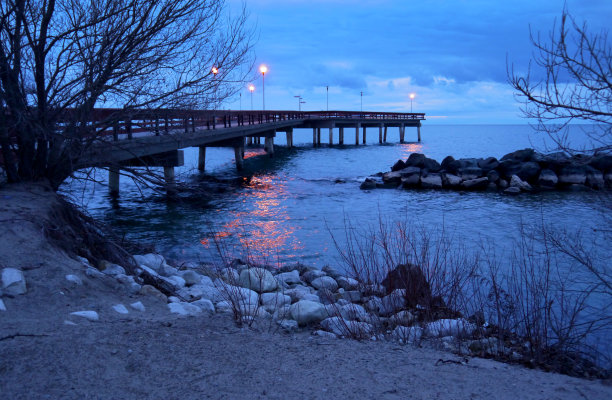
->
[390,310,416,326]
[261,292,291,313]
[159,264,179,277]
[239,268,277,293]
[215,300,234,314]
[275,270,302,285]
[339,304,368,321]
[137,264,161,279]
[320,316,373,337]
[365,296,384,314]
[177,282,220,302]
[179,270,203,286]
[133,254,165,272]
[75,256,91,267]
[381,290,406,315]
[425,318,476,338]
[2,268,26,295]
[393,326,423,343]
[130,301,146,312]
[284,285,313,302]
[168,296,181,303]
[278,319,299,332]
[336,276,359,291]
[214,280,259,306]
[220,268,239,283]
[273,304,292,321]
[65,274,83,286]
[115,273,135,285]
[0,298,6,311]
[289,300,327,326]
[301,293,321,303]
[166,275,186,289]
[101,263,125,276]
[112,304,129,314]
[314,330,337,339]
[85,267,105,279]
[168,302,202,316]
[64,320,78,326]
[192,299,215,314]
[70,311,99,321]
[510,175,532,191]
[311,276,338,292]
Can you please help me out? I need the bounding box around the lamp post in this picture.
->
[249,84,255,109]
[294,95,302,111]
[326,85,329,112]
[211,66,219,109]
[360,91,363,114]
[259,64,268,110]
[410,93,415,113]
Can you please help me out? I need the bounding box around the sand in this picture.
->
[1,182,611,399]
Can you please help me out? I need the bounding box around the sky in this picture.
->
[227,0,611,124]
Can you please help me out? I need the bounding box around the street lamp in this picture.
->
[294,95,301,111]
[259,64,268,110]
[326,86,329,112]
[211,66,219,109]
[360,91,363,114]
[410,93,415,113]
[249,84,255,109]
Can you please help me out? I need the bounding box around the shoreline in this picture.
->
[1,182,611,399]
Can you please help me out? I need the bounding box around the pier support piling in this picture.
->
[329,128,333,146]
[400,124,405,144]
[378,125,383,144]
[234,145,244,170]
[339,127,344,145]
[264,136,275,157]
[197,146,206,171]
[109,167,120,195]
[355,124,360,145]
[286,129,294,148]
[317,128,321,146]
[163,166,176,194]
[362,126,367,144]
[417,124,421,142]
[384,126,388,142]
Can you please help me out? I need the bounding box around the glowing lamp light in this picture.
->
[259,65,268,75]
[211,66,218,75]
[410,93,415,100]
[249,84,255,92]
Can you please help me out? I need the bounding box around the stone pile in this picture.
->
[360,149,612,194]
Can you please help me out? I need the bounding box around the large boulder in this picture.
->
[558,165,588,185]
[501,148,535,162]
[517,162,541,183]
[275,270,302,285]
[133,254,165,272]
[320,316,374,338]
[393,326,423,343]
[420,173,443,189]
[261,292,291,313]
[477,157,499,172]
[497,159,522,179]
[339,303,368,321]
[336,276,359,291]
[461,177,489,190]
[458,167,483,181]
[168,302,203,316]
[586,168,605,189]
[538,169,558,188]
[422,157,442,172]
[424,318,476,338]
[290,300,327,326]
[391,159,407,172]
[440,155,456,172]
[590,154,612,172]
[311,276,338,292]
[486,170,500,183]
[1,268,26,295]
[381,264,432,308]
[401,171,421,188]
[536,152,571,172]
[179,270,204,286]
[214,280,259,306]
[360,178,377,190]
[510,175,532,191]
[284,285,314,302]
[441,173,462,188]
[406,153,426,168]
[239,268,277,293]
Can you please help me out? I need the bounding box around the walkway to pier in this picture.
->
[76,109,425,193]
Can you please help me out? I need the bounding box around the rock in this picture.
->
[112,304,129,314]
[0,298,6,311]
[461,177,489,190]
[458,167,483,181]
[538,169,558,187]
[422,157,442,172]
[391,159,407,171]
[313,330,337,339]
[85,267,105,279]
[365,297,384,314]
[517,161,541,183]
[360,178,377,190]
[510,175,532,191]
[70,311,99,321]
[390,310,416,326]
[497,159,522,179]
[406,153,426,167]
[382,170,404,184]
[441,173,462,188]
[311,276,338,292]
[100,262,126,276]
[285,285,313,302]
[215,300,234,314]
[321,265,343,279]
[158,264,179,277]
[381,264,431,308]
[179,270,203,286]
[275,270,302,285]
[261,292,291,313]
[478,157,499,171]
[537,152,571,171]
[339,304,368,321]
[138,284,168,303]
[558,165,587,185]
[65,274,83,286]
[336,276,359,291]
[192,299,215,314]
[486,170,500,183]
[130,301,146,312]
[425,318,475,338]
[278,319,299,332]
[273,304,292,321]
[2,268,26,295]
[504,186,521,195]
[420,173,443,189]
[316,288,336,304]
[381,290,406,315]
[289,300,327,326]
[168,302,202,316]
[567,184,589,191]
[220,267,239,283]
[590,154,612,172]
[337,290,362,303]
[441,155,456,171]
[168,296,181,303]
[393,326,423,343]
[320,316,374,337]
[165,275,186,289]
[501,148,535,162]
[214,280,259,307]
[498,179,509,189]
[605,172,612,187]
[133,254,165,272]
[302,269,326,284]
[302,293,321,303]
[586,169,605,189]
[239,268,277,293]
[401,174,421,188]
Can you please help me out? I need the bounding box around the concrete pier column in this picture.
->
[417,124,421,142]
[362,126,367,144]
[264,136,275,157]
[378,125,383,144]
[247,137,253,145]
[400,124,405,143]
[109,167,120,195]
[164,166,176,194]
[234,145,244,170]
[286,129,294,148]
[317,128,321,146]
[355,124,360,145]
[329,128,333,146]
[339,127,344,145]
[313,128,317,147]
[384,126,388,142]
[197,146,206,171]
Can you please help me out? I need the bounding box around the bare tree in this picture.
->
[0,0,254,188]
[508,8,611,154]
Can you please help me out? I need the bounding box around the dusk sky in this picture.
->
[228,0,611,124]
